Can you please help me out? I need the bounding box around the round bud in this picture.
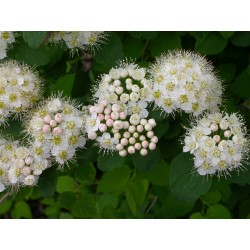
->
[105,114,111,120]
[123,121,130,129]
[111,112,119,120]
[128,146,135,154]
[106,119,114,127]
[99,123,108,132]
[147,131,154,139]
[103,74,112,83]
[145,123,152,131]
[142,141,149,148]
[100,99,108,107]
[43,124,51,134]
[113,80,121,87]
[33,169,42,175]
[96,104,104,113]
[22,167,31,176]
[210,123,218,132]
[50,120,57,128]
[140,119,147,126]
[25,157,33,165]
[224,130,232,138]
[128,126,136,133]
[97,114,105,121]
[114,132,121,140]
[44,115,52,124]
[108,85,115,93]
[119,112,127,120]
[119,150,127,157]
[53,127,63,135]
[120,69,128,78]
[134,143,142,150]
[219,120,229,130]
[125,78,132,84]
[213,135,221,143]
[121,138,128,146]
[88,131,97,140]
[116,144,124,151]
[89,106,96,113]
[151,136,158,143]
[115,86,123,95]
[139,135,146,141]
[148,119,156,127]
[112,104,120,112]
[133,132,139,138]
[16,159,25,168]
[111,128,119,134]
[54,113,63,123]
[104,108,111,115]
[123,132,130,139]
[149,142,156,150]
[140,148,148,156]
[129,137,136,145]
[132,85,139,93]
[113,121,123,130]
[137,125,144,133]
[24,175,36,186]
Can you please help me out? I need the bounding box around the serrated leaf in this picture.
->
[22,31,47,49]
[0,199,12,215]
[195,32,227,55]
[98,193,119,212]
[149,32,181,57]
[189,31,210,41]
[58,192,76,209]
[219,31,234,39]
[230,165,250,185]
[169,153,212,201]
[97,152,125,172]
[154,119,169,138]
[230,32,250,47]
[202,191,221,205]
[206,204,231,219]
[38,168,56,198]
[95,33,124,69]
[74,163,96,184]
[52,73,75,96]
[56,176,78,194]
[131,147,161,172]
[11,201,32,219]
[97,165,130,193]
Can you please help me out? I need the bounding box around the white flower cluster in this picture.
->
[48,31,106,52]
[0,137,50,192]
[86,62,158,156]
[26,96,86,165]
[0,32,15,60]
[149,50,222,116]
[183,112,249,176]
[0,60,42,125]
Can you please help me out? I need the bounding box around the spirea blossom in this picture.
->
[0,137,50,193]
[25,95,86,165]
[86,61,158,156]
[48,31,107,53]
[0,32,15,60]
[149,50,223,116]
[0,60,43,125]
[183,112,249,177]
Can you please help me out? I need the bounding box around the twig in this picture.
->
[0,191,11,205]
[146,196,158,214]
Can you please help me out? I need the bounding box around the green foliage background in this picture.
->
[1,31,250,219]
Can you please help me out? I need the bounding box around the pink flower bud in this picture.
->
[105,114,111,120]
[111,112,119,120]
[224,130,232,138]
[123,132,130,138]
[25,157,33,165]
[140,148,148,156]
[24,175,36,186]
[22,167,31,176]
[97,114,105,121]
[145,123,152,131]
[134,143,142,150]
[99,123,107,132]
[140,119,147,126]
[128,146,135,154]
[96,104,104,113]
[128,125,136,133]
[104,108,111,115]
[142,141,149,148]
[55,113,63,123]
[89,106,96,113]
[149,142,156,150]
[121,138,128,146]
[100,99,108,107]
[139,135,146,141]
[129,137,136,144]
[44,115,52,124]
[148,119,156,127]
[151,136,158,144]
[133,132,139,138]
[106,119,114,127]
[113,80,121,87]
[119,112,127,120]
[213,135,221,143]
[43,124,51,133]
[112,104,120,112]
[210,123,218,132]
[53,127,63,135]
[33,169,42,175]
[88,131,97,140]
[123,121,129,129]
[119,150,127,157]
[116,144,124,151]
[147,131,154,138]
[137,125,144,133]
[50,119,57,127]
[113,121,123,130]
[114,133,121,139]
[115,86,123,95]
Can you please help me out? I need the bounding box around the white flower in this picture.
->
[86,113,100,133]
[149,50,223,116]
[96,133,119,151]
[0,32,15,60]
[47,98,62,113]
[183,112,249,177]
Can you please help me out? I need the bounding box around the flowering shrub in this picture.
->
[0,31,250,219]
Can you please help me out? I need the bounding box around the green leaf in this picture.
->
[95,33,124,69]
[131,147,161,172]
[195,32,227,55]
[11,201,32,219]
[218,63,236,83]
[58,192,76,209]
[72,194,98,218]
[219,31,234,39]
[22,31,47,49]
[189,212,205,219]
[38,168,56,198]
[56,176,78,194]
[230,165,250,185]
[154,119,169,138]
[97,152,126,172]
[149,32,181,57]
[129,31,158,40]
[74,163,96,184]
[231,66,250,98]
[202,191,221,205]
[189,31,210,41]
[169,153,212,201]
[142,160,169,186]
[97,165,130,193]
[59,212,74,219]
[230,32,250,47]
[52,73,75,96]
[98,193,119,212]
[206,204,231,219]
[0,199,12,215]
[123,35,144,59]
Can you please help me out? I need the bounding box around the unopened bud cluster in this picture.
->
[183,112,249,176]
[0,32,15,60]
[86,62,159,156]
